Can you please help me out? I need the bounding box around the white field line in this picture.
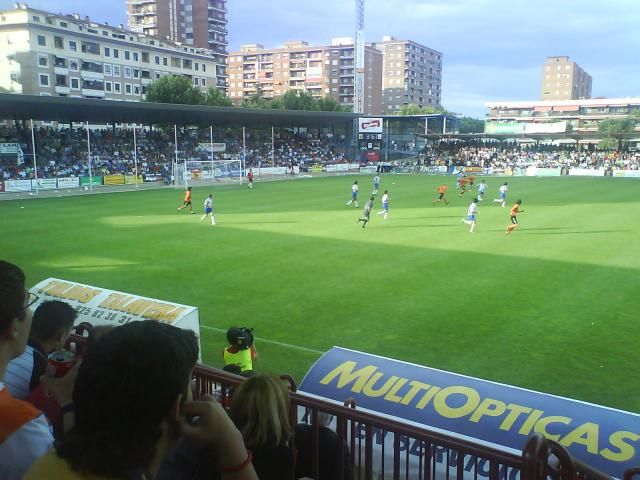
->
[199,325,324,355]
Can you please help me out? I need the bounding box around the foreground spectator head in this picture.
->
[0,260,32,361]
[53,321,199,478]
[31,300,78,351]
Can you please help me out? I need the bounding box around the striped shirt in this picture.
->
[4,341,47,400]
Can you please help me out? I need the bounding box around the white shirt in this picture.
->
[478,183,487,193]
[4,345,35,400]
[381,193,389,204]
[373,176,380,185]
[468,202,478,216]
[499,185,508,194]
[204,197,212,209]
[352,184,359,193]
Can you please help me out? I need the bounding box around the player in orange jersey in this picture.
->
[432,184,450,205]
[177,186,195,214]
[468,175,475,189]
[458,176,468,197]
[506,200,524,234]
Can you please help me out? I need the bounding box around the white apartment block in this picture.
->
[0,6,227,101]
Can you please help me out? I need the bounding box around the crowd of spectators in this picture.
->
[0,260,352,480]
[0,126,350,181]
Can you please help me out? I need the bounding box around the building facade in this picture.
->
[485,98,640,133]
[0,6,227,100]
[126,0,227,64]
[540,56,592,101]
[227,39,383,114]
[371,36,442,113]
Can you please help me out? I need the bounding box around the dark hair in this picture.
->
[0,260,26,332]
[30,300,77,341]
[57,321,199,477]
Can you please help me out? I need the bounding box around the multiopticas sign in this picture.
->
[359,117,384,133]
[300,347,640,479]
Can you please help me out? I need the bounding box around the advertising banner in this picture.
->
[124,175,142,184]
[0,181,4,192]
[569,168,605,177]
[5,179,32,192]
[311,165,323,174]
[360,166,378,174]
[612,170,640,178]
[255,167,287,176]
[524,122,567,134]
[198,142,226,153]
[463,167,484,174]
[30,278,201,360]
[349,163,361,170]
[358,118,384,133]
[335,164,349,172]
[31,178,58,190]
[103,175,126,185]
[484,122,526,134]
[325,165,337,172]
[0,143,21,154]
[57,177,80,189]
[143,174,163,182]
[300,347,640,479]
[80,176,103,186]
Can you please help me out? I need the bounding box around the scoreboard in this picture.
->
[358,132,383,151]
[357,118,384,152]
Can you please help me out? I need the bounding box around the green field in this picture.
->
[2,175,639,412]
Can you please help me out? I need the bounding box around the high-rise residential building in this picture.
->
[372,36,442,113]
[540,56,592,101]
[227,39,383,114]
[126,0,227,64]
[0,6,226,99]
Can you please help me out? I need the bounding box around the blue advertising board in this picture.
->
[299,347,640,479]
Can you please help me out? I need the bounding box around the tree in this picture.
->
[396,104,455,116]
[598,117,636,151]
[145,75,204,105]
[598,138,618,150]
[204,87,232,107]
[458,117,485,134]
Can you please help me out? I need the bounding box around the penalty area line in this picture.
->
[199,325,324,355]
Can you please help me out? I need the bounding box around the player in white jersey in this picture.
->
[346,181,359,208]
[477,180,488,201]
[377,190,389,220]
[372,175,380,195]
[200,194,215,225]
[493,182,508,207]
[461,197,479,233]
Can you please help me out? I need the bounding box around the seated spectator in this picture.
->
[26,321,258,480]
[223,326,258,373]
[229,375,295,480]
[4,299,77,399]
[0,260,54,479]
[295,412,353,480]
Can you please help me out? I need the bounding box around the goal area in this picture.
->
[174,159,243,187]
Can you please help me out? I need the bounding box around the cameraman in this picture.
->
[223,327,258,373]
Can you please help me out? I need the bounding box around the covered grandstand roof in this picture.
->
[0,94,357,128]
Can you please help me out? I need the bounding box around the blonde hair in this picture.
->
[229,375,291,448]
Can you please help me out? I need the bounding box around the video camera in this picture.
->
[226,326,254,350]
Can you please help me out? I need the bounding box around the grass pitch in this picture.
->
[2,174,639,412]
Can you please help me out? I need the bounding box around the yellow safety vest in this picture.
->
[223,348,253,372]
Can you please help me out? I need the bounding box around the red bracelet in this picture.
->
[220,450,252,473]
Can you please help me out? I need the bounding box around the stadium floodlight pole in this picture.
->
[443,116,447,134]
[86,122,93,192]
[210,125,215,181]
[133,126,139,188]
[29,119,38,196]
[241,126,246,185]
[174,124,180,187]
[271,126,275,167]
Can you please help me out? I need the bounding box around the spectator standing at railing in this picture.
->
[4,300,77,400]
[26,321,258,480]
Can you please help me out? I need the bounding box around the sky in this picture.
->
[2,0,639,117]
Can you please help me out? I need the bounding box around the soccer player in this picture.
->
[357,196,374,228]
[177,186,194,213]
[493,182,508,207]
[432,184,449,206]
[372,174,380,195]
[247,168,254,189]
[477,180,488,201]
[200,194,215,225]
[377,190,389,220]
[462,197,479,233]
[458,176,468,197]
[346,181,359,208]
[468,175,475,189]
[506,200,524,234]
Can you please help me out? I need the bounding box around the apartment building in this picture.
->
[126,0,227,64]
[227,38,383,115]
[0,6,227,101]
[372,36,442,113]
[540,56,592,101]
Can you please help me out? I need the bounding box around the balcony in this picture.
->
[127,0,154,4]
[54,66,69,76]
[55,86,70,95]
[129,9,156,16]
[208,4,228,13]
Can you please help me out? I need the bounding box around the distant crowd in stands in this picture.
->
[426,140,640,170]
[0,125,350,181]
[0,259,352,480]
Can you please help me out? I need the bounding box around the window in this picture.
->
[141,52,149,63]
[54,36,63,49]
[133,52,138,62]
[202,63,206,73]
[81,41,100,55]
[113,49,119,59]
[39,74,49,86]
[113,65,121,76]
[38,55,48,67]
[104,47,110,57]
[195,62,199,71]
[201,78,206,87]
[69,60,79,71]
[163,57,168,66]
[60,21,68,28]
[134,85,140,95]
[114,82,121,93]
[155,72,161,79]
[133,69,139,78]
[124,50,130,60]
[69,40,77,52]
[193,76,199,86]
[104,64,112,75]
[70,78,79,89]
[125,83,132,94]
[37,35,46,46]
[154,56,160,65]
[171,57,180,67]
[124,66,132,78]
[32,15,40,22]
[105,81,112,92]
[55,74,66,86]
[183,59,192,69]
